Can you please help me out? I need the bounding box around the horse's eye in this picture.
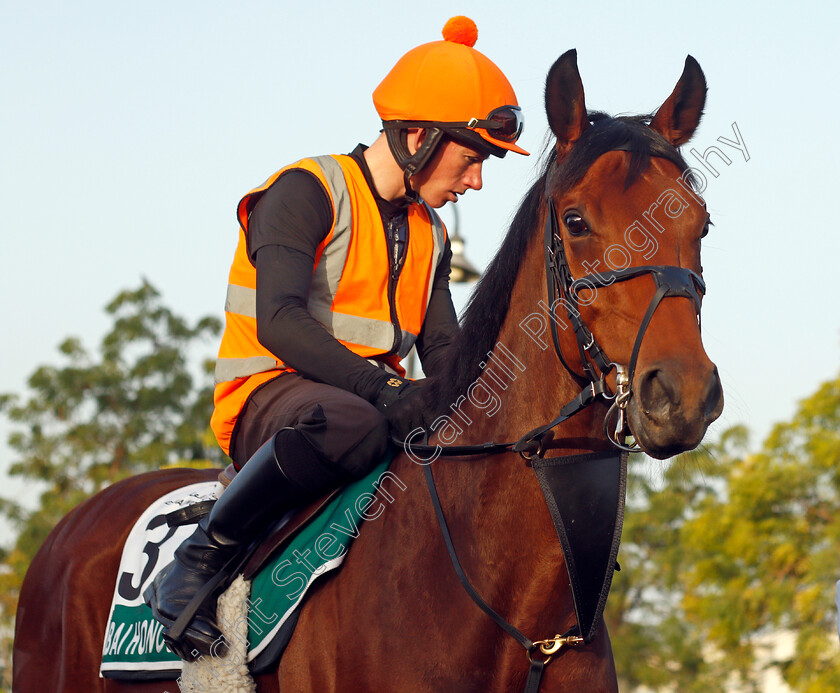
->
[564,213,589,237]
[701,219,712,239]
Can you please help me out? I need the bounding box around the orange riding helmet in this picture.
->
[373,17,529,189]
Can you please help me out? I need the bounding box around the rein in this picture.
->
[405,152,706,692]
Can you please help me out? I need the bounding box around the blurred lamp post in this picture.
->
[405,204,480,378]
[447,205,481,284]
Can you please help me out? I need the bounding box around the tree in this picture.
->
[0,280,223,685]
[680,374,840,692]
[609,371,840,692]
[608,427,749,692]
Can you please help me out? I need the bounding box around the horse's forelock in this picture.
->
[553,113,689,192]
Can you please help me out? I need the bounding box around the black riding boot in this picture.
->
[144,427,343,661]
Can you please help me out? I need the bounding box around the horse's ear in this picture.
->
[545,49,589,159]
[649,56,707,146]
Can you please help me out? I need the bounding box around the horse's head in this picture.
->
[544,50,723,459]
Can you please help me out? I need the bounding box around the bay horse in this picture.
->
[13,50,722,692]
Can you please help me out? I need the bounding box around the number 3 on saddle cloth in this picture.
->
[99,451,398,681]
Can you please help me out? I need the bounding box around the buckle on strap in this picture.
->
[518,431,555,461]
[529,632,585,665]
[165,501,216,527]
[584,376,610,403]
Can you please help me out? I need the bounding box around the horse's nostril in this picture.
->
[703,366,724,421]
[638,368,679,419]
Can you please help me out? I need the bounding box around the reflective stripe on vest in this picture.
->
[218,283,403,381]
[215,355,277,383]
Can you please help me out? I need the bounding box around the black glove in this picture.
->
[373,377,429,441]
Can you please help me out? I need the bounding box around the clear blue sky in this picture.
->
[1,0,838,514]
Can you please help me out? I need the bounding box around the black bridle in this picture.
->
[541,182,706,451]
[407,156,707,459]
[405,152,708,692]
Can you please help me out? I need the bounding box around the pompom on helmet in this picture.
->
[373,16,529,198]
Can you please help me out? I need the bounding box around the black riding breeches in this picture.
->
[229,372,390,481]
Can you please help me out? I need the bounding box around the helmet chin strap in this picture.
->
[383,124,445,201]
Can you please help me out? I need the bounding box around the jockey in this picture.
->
[145,16,528,660]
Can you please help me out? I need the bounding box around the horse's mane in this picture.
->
[427,112,692,415]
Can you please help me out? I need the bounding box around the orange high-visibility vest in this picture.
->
[210,154,447,455]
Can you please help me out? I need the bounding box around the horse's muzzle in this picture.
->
[628,362,723,459]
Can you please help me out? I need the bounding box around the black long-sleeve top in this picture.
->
[246,144,459,402]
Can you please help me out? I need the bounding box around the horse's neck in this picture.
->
[415,232,608,633]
